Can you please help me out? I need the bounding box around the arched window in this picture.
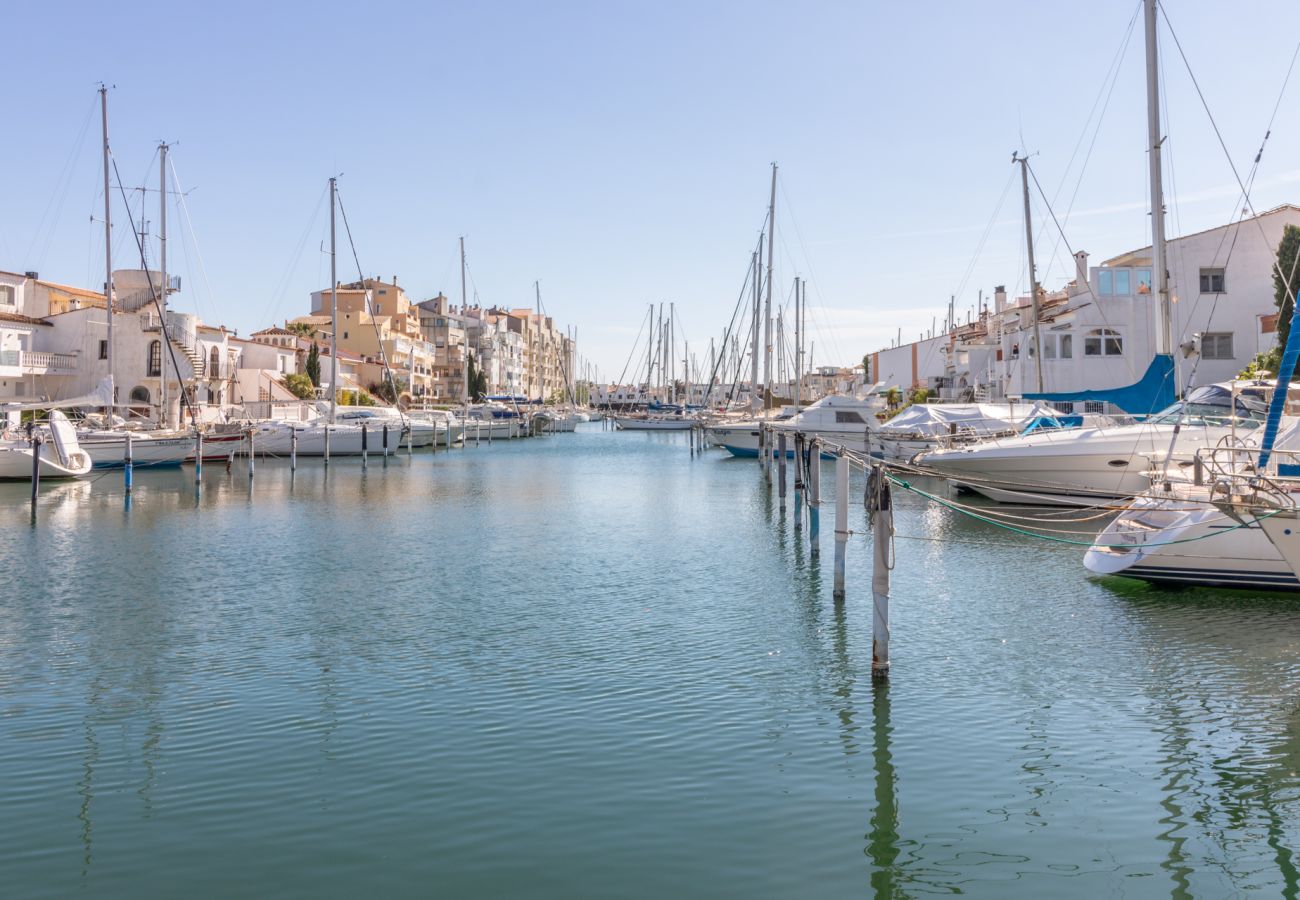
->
[209,345,221,376]
[1084,328,1123,357]
[129,386,150,403]
[147,340,162,376]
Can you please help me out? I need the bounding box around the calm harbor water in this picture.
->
[4,427,1300,898]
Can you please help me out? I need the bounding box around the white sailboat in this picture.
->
[918,384,1268,505]
[0,412,92,480]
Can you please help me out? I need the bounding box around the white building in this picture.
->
[876,204,1300,409]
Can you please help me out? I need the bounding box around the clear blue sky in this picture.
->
[3,0,1299,379]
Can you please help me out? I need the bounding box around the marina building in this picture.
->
[873,204,1300,406]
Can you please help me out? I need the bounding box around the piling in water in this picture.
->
[194,430,203,483]
[324,426,331,466]
[778,432,788,505]
[124,432,134,494]
[834,453,848,600]
[868,463,893,679]
[248,429,255,479]
[290,428,298,471]
[362,423,369,469]
[30,435,41,512]
[809,439,820,556]
[793,433,804,531]
[383,423,390,457]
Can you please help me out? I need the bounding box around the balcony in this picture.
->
[0,350,79,373]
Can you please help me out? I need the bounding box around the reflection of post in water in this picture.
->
[868,681,901,897]
[78,684,102,878]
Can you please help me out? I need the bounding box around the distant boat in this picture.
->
[613,413,695,431]
[0,412,92,480]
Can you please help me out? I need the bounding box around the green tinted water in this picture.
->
[3,428,1300,898]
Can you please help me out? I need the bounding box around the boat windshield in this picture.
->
[1144,384,1267,427]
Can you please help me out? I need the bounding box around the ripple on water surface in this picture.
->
[3,429,1300,898]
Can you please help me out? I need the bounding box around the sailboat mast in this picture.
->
[159,141,169,426]
[460,237,469,408]
[534,280,541,403]
[669,302,676,405]
[100,86,114,419]
[1145,0,1171,357]
[1015,154,1045,393]
[750,246,760,414]
[329,176,338,425]
[764,163,777,407]
[795,277,802,407]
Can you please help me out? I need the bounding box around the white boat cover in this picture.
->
[877,401,1055,438]
[47,411,82,466]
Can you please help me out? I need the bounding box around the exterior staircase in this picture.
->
[170,336,205,379]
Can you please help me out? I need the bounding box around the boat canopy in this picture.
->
[878,401,1055,437]
[1022,353,1176,415]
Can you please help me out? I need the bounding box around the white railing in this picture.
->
[0,350,78,371]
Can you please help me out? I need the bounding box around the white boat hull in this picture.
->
[614,417,695,431]
[1084,492,1298,591]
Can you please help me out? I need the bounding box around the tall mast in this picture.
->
[329,176,338,425]
[669,301,676,405]
[159,142,169,426]
[1014,153,1045,393]
[764,163,777,407]
[534,280,541,402]
[795,277,802,407]
[100,86,114,418]
[750,245,761,414]
[460,237,469,408]
[645,303,654,399]
[1145,0,1171,357]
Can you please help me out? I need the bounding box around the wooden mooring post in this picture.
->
[833,452,849,600]
[290,428,298,471]
[123,432,134,495]
[777,432,788,506]
[793,433,804,531]
[30,435,41,514]
[247,428,255,480]
[809,438,820,556]
[362,423,369,469]
[323,425,331,466]
[382,423,390,458]
[868,463,893,679]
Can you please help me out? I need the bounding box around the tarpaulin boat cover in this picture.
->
[1022,353,1176,416]
[877,401,1055,437]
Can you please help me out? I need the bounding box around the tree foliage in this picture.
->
[862,354,871,382]
[283,373,316,400]
[467,352,489,402]
[1275,224,1300,349]
[305,343,321,387]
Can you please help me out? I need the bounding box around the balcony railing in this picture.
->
[0,350,78,372]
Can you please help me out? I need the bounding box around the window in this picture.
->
[99,339,108,360]
[209,346,221,374]
[1084,401,1106,414]
[1135,268,1152,294]
[1098,269,1112,296]
[1052,402,1075,414]
[1202,332,1234,359]
[147,340,162,376]
[835,410,866,424]
[1084,328,1123,357]
[1042,333,1073,360]
[129,386,150,404]
[1113,269,1131,295]
[342,331,348,340]
[1200,267,1226,293]
[0,285,14,306]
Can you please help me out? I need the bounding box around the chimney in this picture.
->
[1074,251,1089,288]
[24,271,38,280]
[994,285,1007,313]
[393,275,398,286]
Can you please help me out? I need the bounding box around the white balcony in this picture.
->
[0,350,79,374]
